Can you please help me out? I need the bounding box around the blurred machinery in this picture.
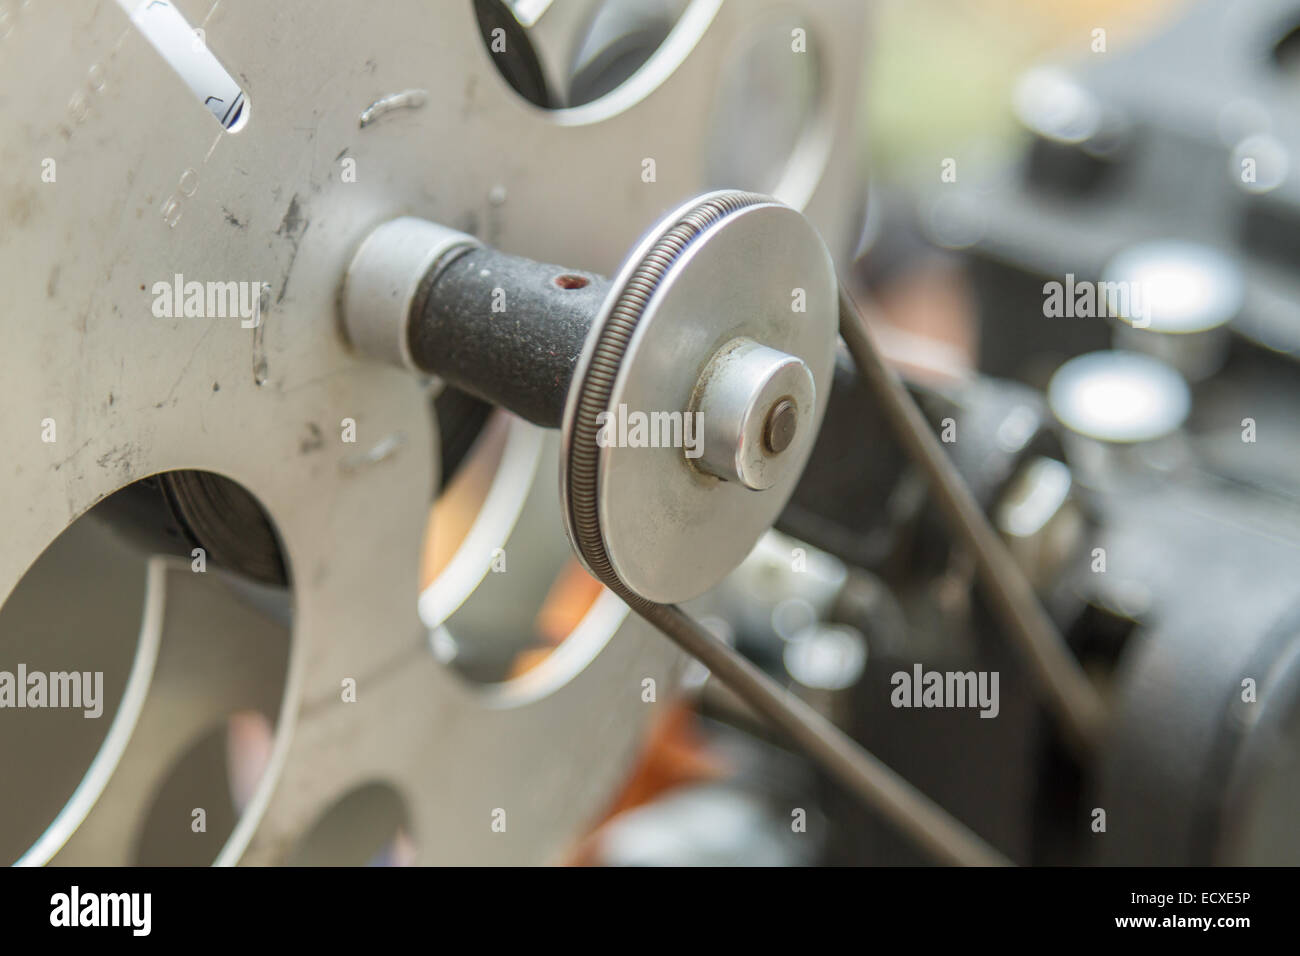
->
[585,0,1300,866]
[2,0,1298,867]
[699,0,1300,866]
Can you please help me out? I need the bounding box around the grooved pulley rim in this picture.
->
[561,191,769,595]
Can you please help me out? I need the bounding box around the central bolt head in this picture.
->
[763,398,798,454]
[691,338,816,491]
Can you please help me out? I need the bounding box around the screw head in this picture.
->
[764,398,798,454]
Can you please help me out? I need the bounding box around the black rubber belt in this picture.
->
[560,191,1010,866]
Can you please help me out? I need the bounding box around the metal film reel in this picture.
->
[0,0,866,864]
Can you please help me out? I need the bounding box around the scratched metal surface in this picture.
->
[0,0,865,863]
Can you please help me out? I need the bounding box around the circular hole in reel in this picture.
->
[473,0,692,110]
[703,14,824,199]
[0,470,292,865]
[419,413,618,687]
[132,710,275,866]
[287,781,414,867]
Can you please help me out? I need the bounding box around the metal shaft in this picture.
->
[836,285,1107,758]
